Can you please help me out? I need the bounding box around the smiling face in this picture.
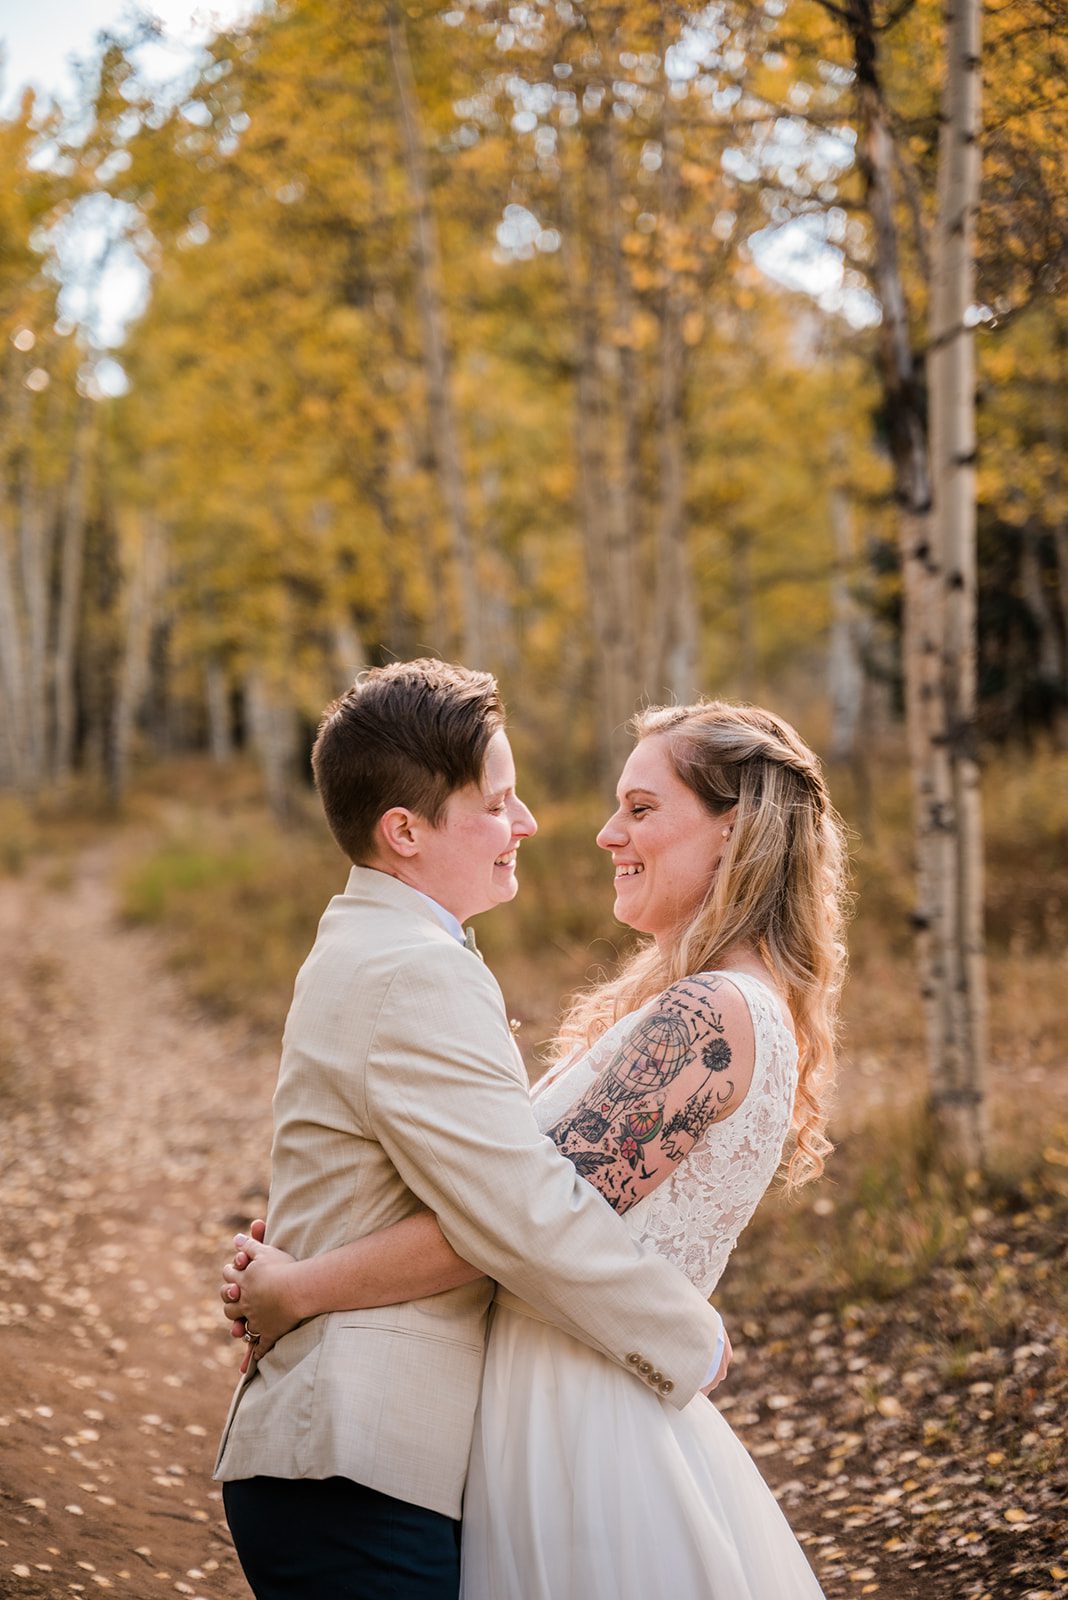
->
[596,735,734,945]
[391,729,537,924]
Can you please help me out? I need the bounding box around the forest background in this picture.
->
[0,2,1066,1598]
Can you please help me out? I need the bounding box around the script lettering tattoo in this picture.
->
[548,976,735,1211]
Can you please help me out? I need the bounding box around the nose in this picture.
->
[597,807,627,851]
[511,797,537,838]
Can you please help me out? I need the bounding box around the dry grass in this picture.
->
[120,810,347,1034]
[0,779,139,877]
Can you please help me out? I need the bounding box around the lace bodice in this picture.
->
[532,971,798,1299]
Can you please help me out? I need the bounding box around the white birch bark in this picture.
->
[245,667,299,825]
[332,611,366,686]
[205,658,234,764]
[928,0,986,1165]
[1018,525,1062,699]
[0,499,28,790]
[15,376,51,794]
[53,399,93,787]
[385,0,481,664]
[564,129,638,781]
[652,74,698,704]
[848,3,957,1154]
[733,528,757,699]
[827,487,866,763]
[109,518,165,804]
[600,114,642,704]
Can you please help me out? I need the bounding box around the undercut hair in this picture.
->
[311,659,505,865]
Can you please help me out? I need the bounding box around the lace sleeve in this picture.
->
[621,972,799,1298]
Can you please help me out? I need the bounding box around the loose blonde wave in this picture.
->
[554,701,850,1187]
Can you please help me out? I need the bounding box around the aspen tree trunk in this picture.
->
[0,501,28,790]
[1053,517,1068,746]
[15,375,51,794]
[53,399,94,787]
[332,611,366,686]
[245,668,299,825]
[0,353,30,789]
[652,69,698,704]
[928,0,986,1165]
[369,415,424,662]
[592,117,641,760]
[733,528,757,698]
[205,659,234,763]
[109,519,164,804]
[1018,525,1063,705]
[842,0,962,1156]
[0,531,27,787]
[1046,317,1068,744]
[564,132,637,782]
[827,487,865,762]
[573,274,622,777]
[385,0,481,664]
[600,113,642,704]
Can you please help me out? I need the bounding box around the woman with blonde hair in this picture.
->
[223,699,848,1600]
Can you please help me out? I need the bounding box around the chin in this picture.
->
[614,904,653,935]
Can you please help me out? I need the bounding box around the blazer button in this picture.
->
[658,1380,674,1395]
[650,1371,663,1385]
[639,1361,652,1375]
[626,1353,641,1366]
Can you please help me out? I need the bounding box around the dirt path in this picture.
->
[0,843,273,1599]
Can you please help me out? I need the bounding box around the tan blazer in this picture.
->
[215,867,722,1518]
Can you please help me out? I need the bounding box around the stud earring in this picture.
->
[722,827,731,839]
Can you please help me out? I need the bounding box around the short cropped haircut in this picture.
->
[311,659,505,864]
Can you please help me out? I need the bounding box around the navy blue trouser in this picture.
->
[223,1475,461,1600]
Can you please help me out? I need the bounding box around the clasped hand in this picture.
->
[220,1219,301,1373]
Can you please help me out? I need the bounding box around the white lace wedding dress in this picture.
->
[460,970,825,1600]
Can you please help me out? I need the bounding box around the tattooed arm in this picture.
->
[547,974,757,1214]
[221,975,755,1344]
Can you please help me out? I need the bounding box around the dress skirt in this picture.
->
[460,1305,825,1600]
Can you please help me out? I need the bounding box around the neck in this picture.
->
[364,861,466,922]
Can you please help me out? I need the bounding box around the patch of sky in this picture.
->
[494,203,560,263]
[666,3,731,83]
[3,0,259,373]
[751,213,880,329]
[723,148,761,184]
[47,191,151,347]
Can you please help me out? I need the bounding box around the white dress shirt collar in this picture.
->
[409,887,466,946]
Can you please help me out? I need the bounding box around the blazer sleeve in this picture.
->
[363,942,723,1409]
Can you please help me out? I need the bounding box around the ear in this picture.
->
[376,806,421,860]
[721,803,739,835]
